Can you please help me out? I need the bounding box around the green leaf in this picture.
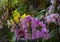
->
[17,4,27,15]
[10,35,16,42]
[7,31,16,42]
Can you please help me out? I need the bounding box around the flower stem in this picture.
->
[37,38,39,42]
[53,0,58,13]
[26,40,28,42]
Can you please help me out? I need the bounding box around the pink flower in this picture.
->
[50,13,59,18]
[45,13,59,24]
[24,32,30,40]
[32,33,36,39]
[42,30,50,40]
[48,5,54,13]
[45,16,55,24]
[50,0,55,5]
[58,16,60,25]
[58,4,60,10]
[58,0,60,2]
[42,24,47,32]
[14,30,25,40]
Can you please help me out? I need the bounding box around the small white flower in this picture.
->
[0,20,3,29]
[0,24,3,29]
[7,20,11,28]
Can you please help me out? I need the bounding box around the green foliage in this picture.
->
[8,32,16,42]
[17,4,27,15]
[0,0,8,6]
[11,0,18,7]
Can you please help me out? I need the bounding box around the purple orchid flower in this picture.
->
[50,0,55,5]
[48,5,54,13]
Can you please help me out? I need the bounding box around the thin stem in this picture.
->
[26,40,28,42]
[53,0,58,13]
[17,39,18,42]
[37,38,39,42]
[42,38,45,42]
[15,39,18,42]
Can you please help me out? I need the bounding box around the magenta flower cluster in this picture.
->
[11,16,50,40]
[22,16,50,40]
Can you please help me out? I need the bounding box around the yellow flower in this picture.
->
[10,9,30,26]
[10,19,14,26]
[21,13,26,19]
[13,9,20,23]
[21,13,30,20]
